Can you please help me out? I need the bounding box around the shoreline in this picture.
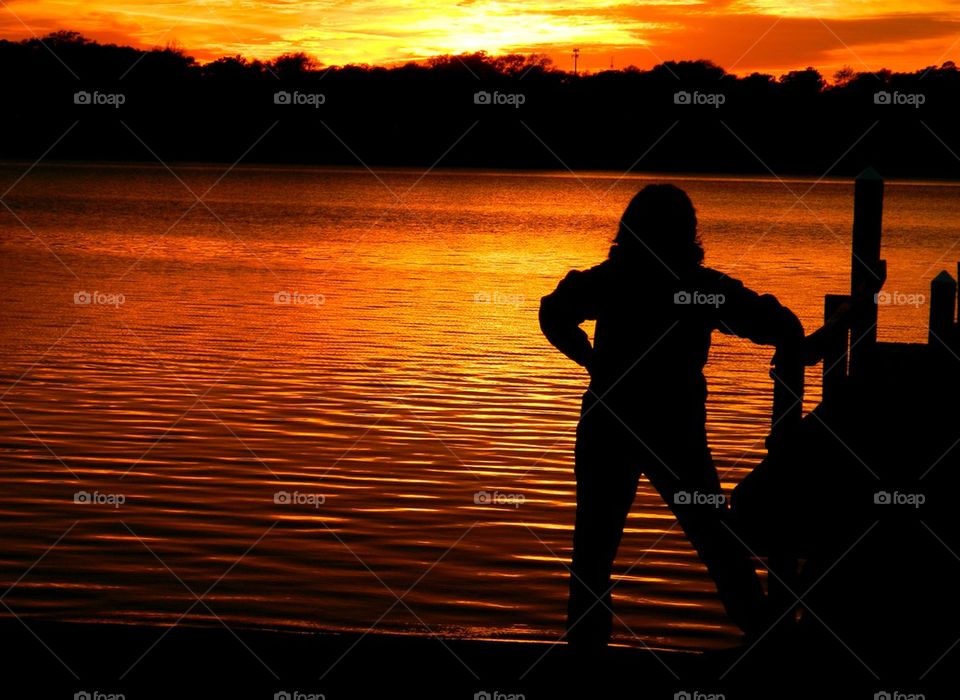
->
[4,159,960,187]
[0,617,928,698]
[2,618,702,697]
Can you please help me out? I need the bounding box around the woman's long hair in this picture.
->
[608,184,704,276]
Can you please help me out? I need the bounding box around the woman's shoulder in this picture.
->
[559,259,615,287]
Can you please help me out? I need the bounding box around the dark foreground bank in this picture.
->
[0,619,950,699]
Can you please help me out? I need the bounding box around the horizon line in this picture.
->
[5,30,958,83]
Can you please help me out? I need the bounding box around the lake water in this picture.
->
[0,163,956,655]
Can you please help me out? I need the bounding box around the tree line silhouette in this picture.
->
[2,31,959,176]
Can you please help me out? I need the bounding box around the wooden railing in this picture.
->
[769,167,960,440]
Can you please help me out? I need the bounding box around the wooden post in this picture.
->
[768,345,804,457]
[930,270,957,351]
[770,357,804,432]
[849,168,884,378]
[822,294,850,402]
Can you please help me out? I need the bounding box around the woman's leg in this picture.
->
[566,403,641,650]
[644,445,768,637]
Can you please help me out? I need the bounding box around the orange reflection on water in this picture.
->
[0,164,956,649]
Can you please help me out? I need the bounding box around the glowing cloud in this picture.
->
[0,0,957,75]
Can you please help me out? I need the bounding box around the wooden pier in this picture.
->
[732,169,960,677]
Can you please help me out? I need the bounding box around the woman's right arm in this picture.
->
[539,269,600,371]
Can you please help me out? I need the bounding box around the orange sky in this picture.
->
[1,0,958,76]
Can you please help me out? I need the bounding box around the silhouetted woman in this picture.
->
[539,184,804,650]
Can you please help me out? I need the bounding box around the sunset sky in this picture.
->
[1,0,958,76]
